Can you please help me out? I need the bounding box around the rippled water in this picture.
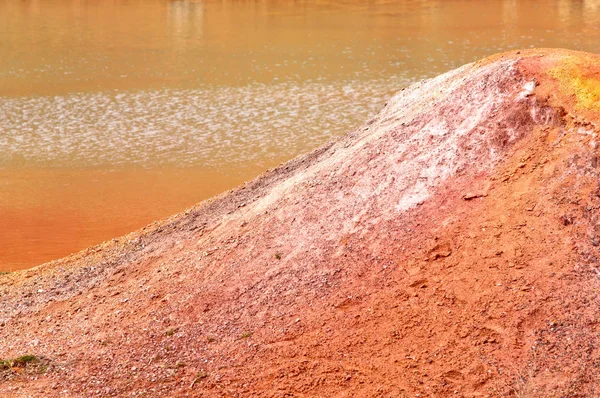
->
[0,79,401,169]
[2,0,600,270]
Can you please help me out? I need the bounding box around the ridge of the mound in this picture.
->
[2,48,600,397]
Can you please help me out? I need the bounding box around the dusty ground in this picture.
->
[2,48,600,397]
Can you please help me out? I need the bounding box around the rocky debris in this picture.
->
[2,49,600,396]
[463,192,488,200]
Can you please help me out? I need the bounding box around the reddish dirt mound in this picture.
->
[2,48,600,397]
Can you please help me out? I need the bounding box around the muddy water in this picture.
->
[2,0,600,271]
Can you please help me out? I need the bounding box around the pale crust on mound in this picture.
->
[2,49,600,397]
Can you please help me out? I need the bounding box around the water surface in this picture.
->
[2,0,600,270]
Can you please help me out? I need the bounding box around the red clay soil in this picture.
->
[2,48,600,397]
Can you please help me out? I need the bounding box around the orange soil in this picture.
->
[2,49,600,397]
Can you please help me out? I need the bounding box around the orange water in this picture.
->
[2,0,600,270]
[0,167,273,270]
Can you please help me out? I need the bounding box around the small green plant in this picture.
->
[0,355,47,376]
[206,336,216,343]
[240,331,252,339]
[274,253,282,260]
[12,355,38,367]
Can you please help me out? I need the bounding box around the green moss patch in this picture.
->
[0,355,50,380]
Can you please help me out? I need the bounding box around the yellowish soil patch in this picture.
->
[548,56,600,112]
